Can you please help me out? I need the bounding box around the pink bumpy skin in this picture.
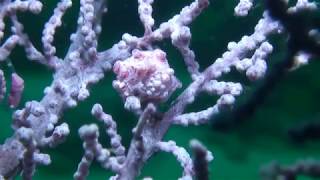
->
[9,73,24,108]
[112,49,181,103]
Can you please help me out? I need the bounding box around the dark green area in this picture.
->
[1,0,320,179]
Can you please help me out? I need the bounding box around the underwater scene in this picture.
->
[0,0,320,179]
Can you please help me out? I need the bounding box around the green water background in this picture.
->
[1,0,320,179]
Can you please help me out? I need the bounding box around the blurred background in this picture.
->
[1,0,320,179]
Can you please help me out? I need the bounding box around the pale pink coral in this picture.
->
[8,73,24,108]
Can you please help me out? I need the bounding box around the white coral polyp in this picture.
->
[112,49,181,103]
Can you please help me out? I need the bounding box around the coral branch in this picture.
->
[91,104,126,164]
[190,139,213,180]
[40,123,70,147]
[17,127,51,180]
[156,141,194,180]
[74,124,98,180]
[10,15,49,67]
[42,0,72,63]
[235,0,254,16]
[138,0,154,35]
[260,159,320,180]
[0,35,19,61]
